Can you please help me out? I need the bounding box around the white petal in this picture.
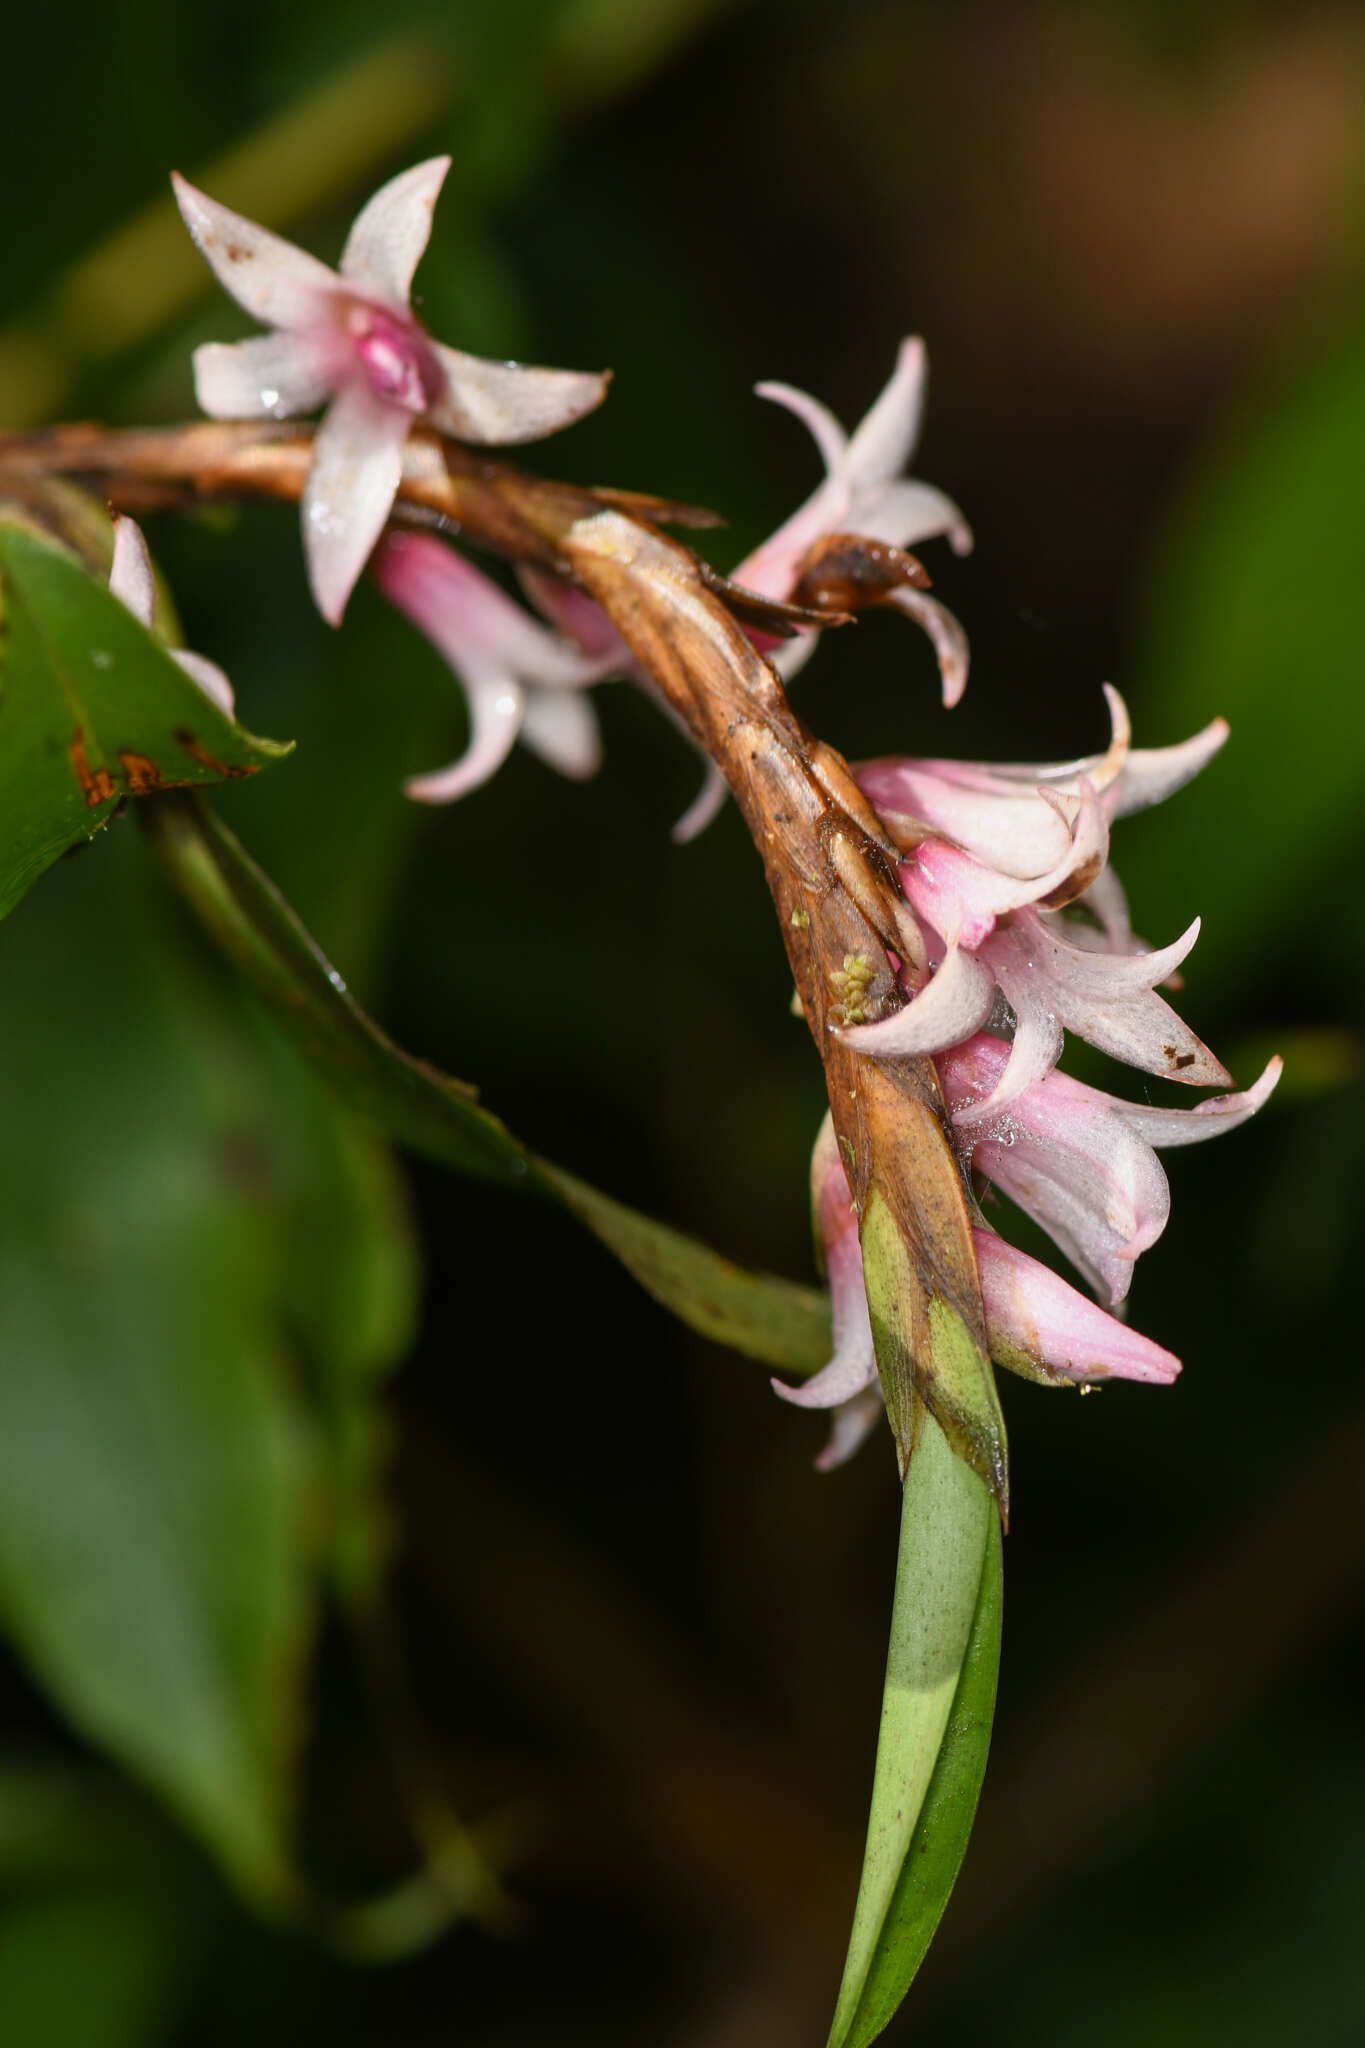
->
[672,761,729,843]
[172,649,236,719]
[171,172,338,328]
[753,378,849,476]
[427,346,608,445]
[518,686,602,780]
[1078,865,1134,951]
[339,156,450,305]
[885,587,970,707]
[405,672,527,804]
[839,942,996,1060]
[1011,905,1202,1001]
[857,478,973,555]
[1112,1057,1282,1149]
[302,386,410,625]
[108,515,156,627]
[843,337,927,488]
[191,332,334,421]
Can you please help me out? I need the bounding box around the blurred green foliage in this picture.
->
[0,0,1363,2042]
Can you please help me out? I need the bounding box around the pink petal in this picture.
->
[955,935,1063,1123]
[861,764,1075,879]
[191,332,335,421]
[302,385,410,625]
[843,337,927,489]
[518,565,629,661]
[108,515,156,627]
[172,649,235,719]
[427,345,608,445]
[815,1387,886,1471]
[976,1231,1180,1386]
[995,913,1231,1086]
[839,941,996,1059]
[1077,866,1134,951]
[940,1035,1170,1304]
[518,687,602,781]
[171,172,337,328]
[672,761,729,844]
[339,156,450,305]
[1111,719,1229,818]
[772,1132,877,1412]
[374,535,611,687]
[885,587,971,708]
[405,672,527,804]
[1111,1056,1282,1149]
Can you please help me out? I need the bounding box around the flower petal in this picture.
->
[839,941,996,1059]
[815,1387,886,1471]
[843,336,927,488]
[339,155,450,305]
[1111,718,1229,818]
[375,534,612,686]
[954,936,1064,1123]
[518,565,629,661]
[941,1034,1171,1304]
[171,649,236,719]
[885,586,971,708]
[191,331,336,421]
[108,515,156,627]
[405,671,527,804]
[672,761,729,844]
[858,478,973,556]
[753,378,849,476]
[976,1231,1180,1386]
[171,172,337,328]
[1010,904,1202,1000]
[518,686,603,780]
[302,387,412,625]
[1111,1056,1282,1149]
[427,346,608,445]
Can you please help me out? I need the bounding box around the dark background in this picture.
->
[1,1,1363,2041]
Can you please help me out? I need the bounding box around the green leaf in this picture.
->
[142,791,833,1377]
[0,510,290,925]
[0,837,318,1906]
[826,1408,999,2048]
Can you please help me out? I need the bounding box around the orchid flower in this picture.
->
[842,689,1237,1109]
[733,337,974,706]
[172,160,608,627]
[370,533,618,803]
[773,1114,1185,1469]
[108,515,235,717]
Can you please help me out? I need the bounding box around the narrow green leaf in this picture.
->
[827,1408,998,2048]
[142,791,833,1375]
[0,512,290,923]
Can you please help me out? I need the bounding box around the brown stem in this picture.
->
[0,419,999,1493]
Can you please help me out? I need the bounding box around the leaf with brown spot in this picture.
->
[0,501,290,923]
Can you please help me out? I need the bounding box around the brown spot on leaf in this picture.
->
[172,728,256,780]
[70,727,115,809]
[118,750,163,793]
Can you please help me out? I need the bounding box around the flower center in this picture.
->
[343,298,442,413]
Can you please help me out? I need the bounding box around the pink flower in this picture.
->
[108,515,235,716]
[773,1114,1185,1469]
[370,533,618,802]
[172,161,608,626]
[734,338,973,706]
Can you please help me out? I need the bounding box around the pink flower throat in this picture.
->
[343,297,444,412]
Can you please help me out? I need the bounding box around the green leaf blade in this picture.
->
[0,515,290,922]
[827,1410,1000,2048]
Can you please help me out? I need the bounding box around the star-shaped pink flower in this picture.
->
[172,159,608,626]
